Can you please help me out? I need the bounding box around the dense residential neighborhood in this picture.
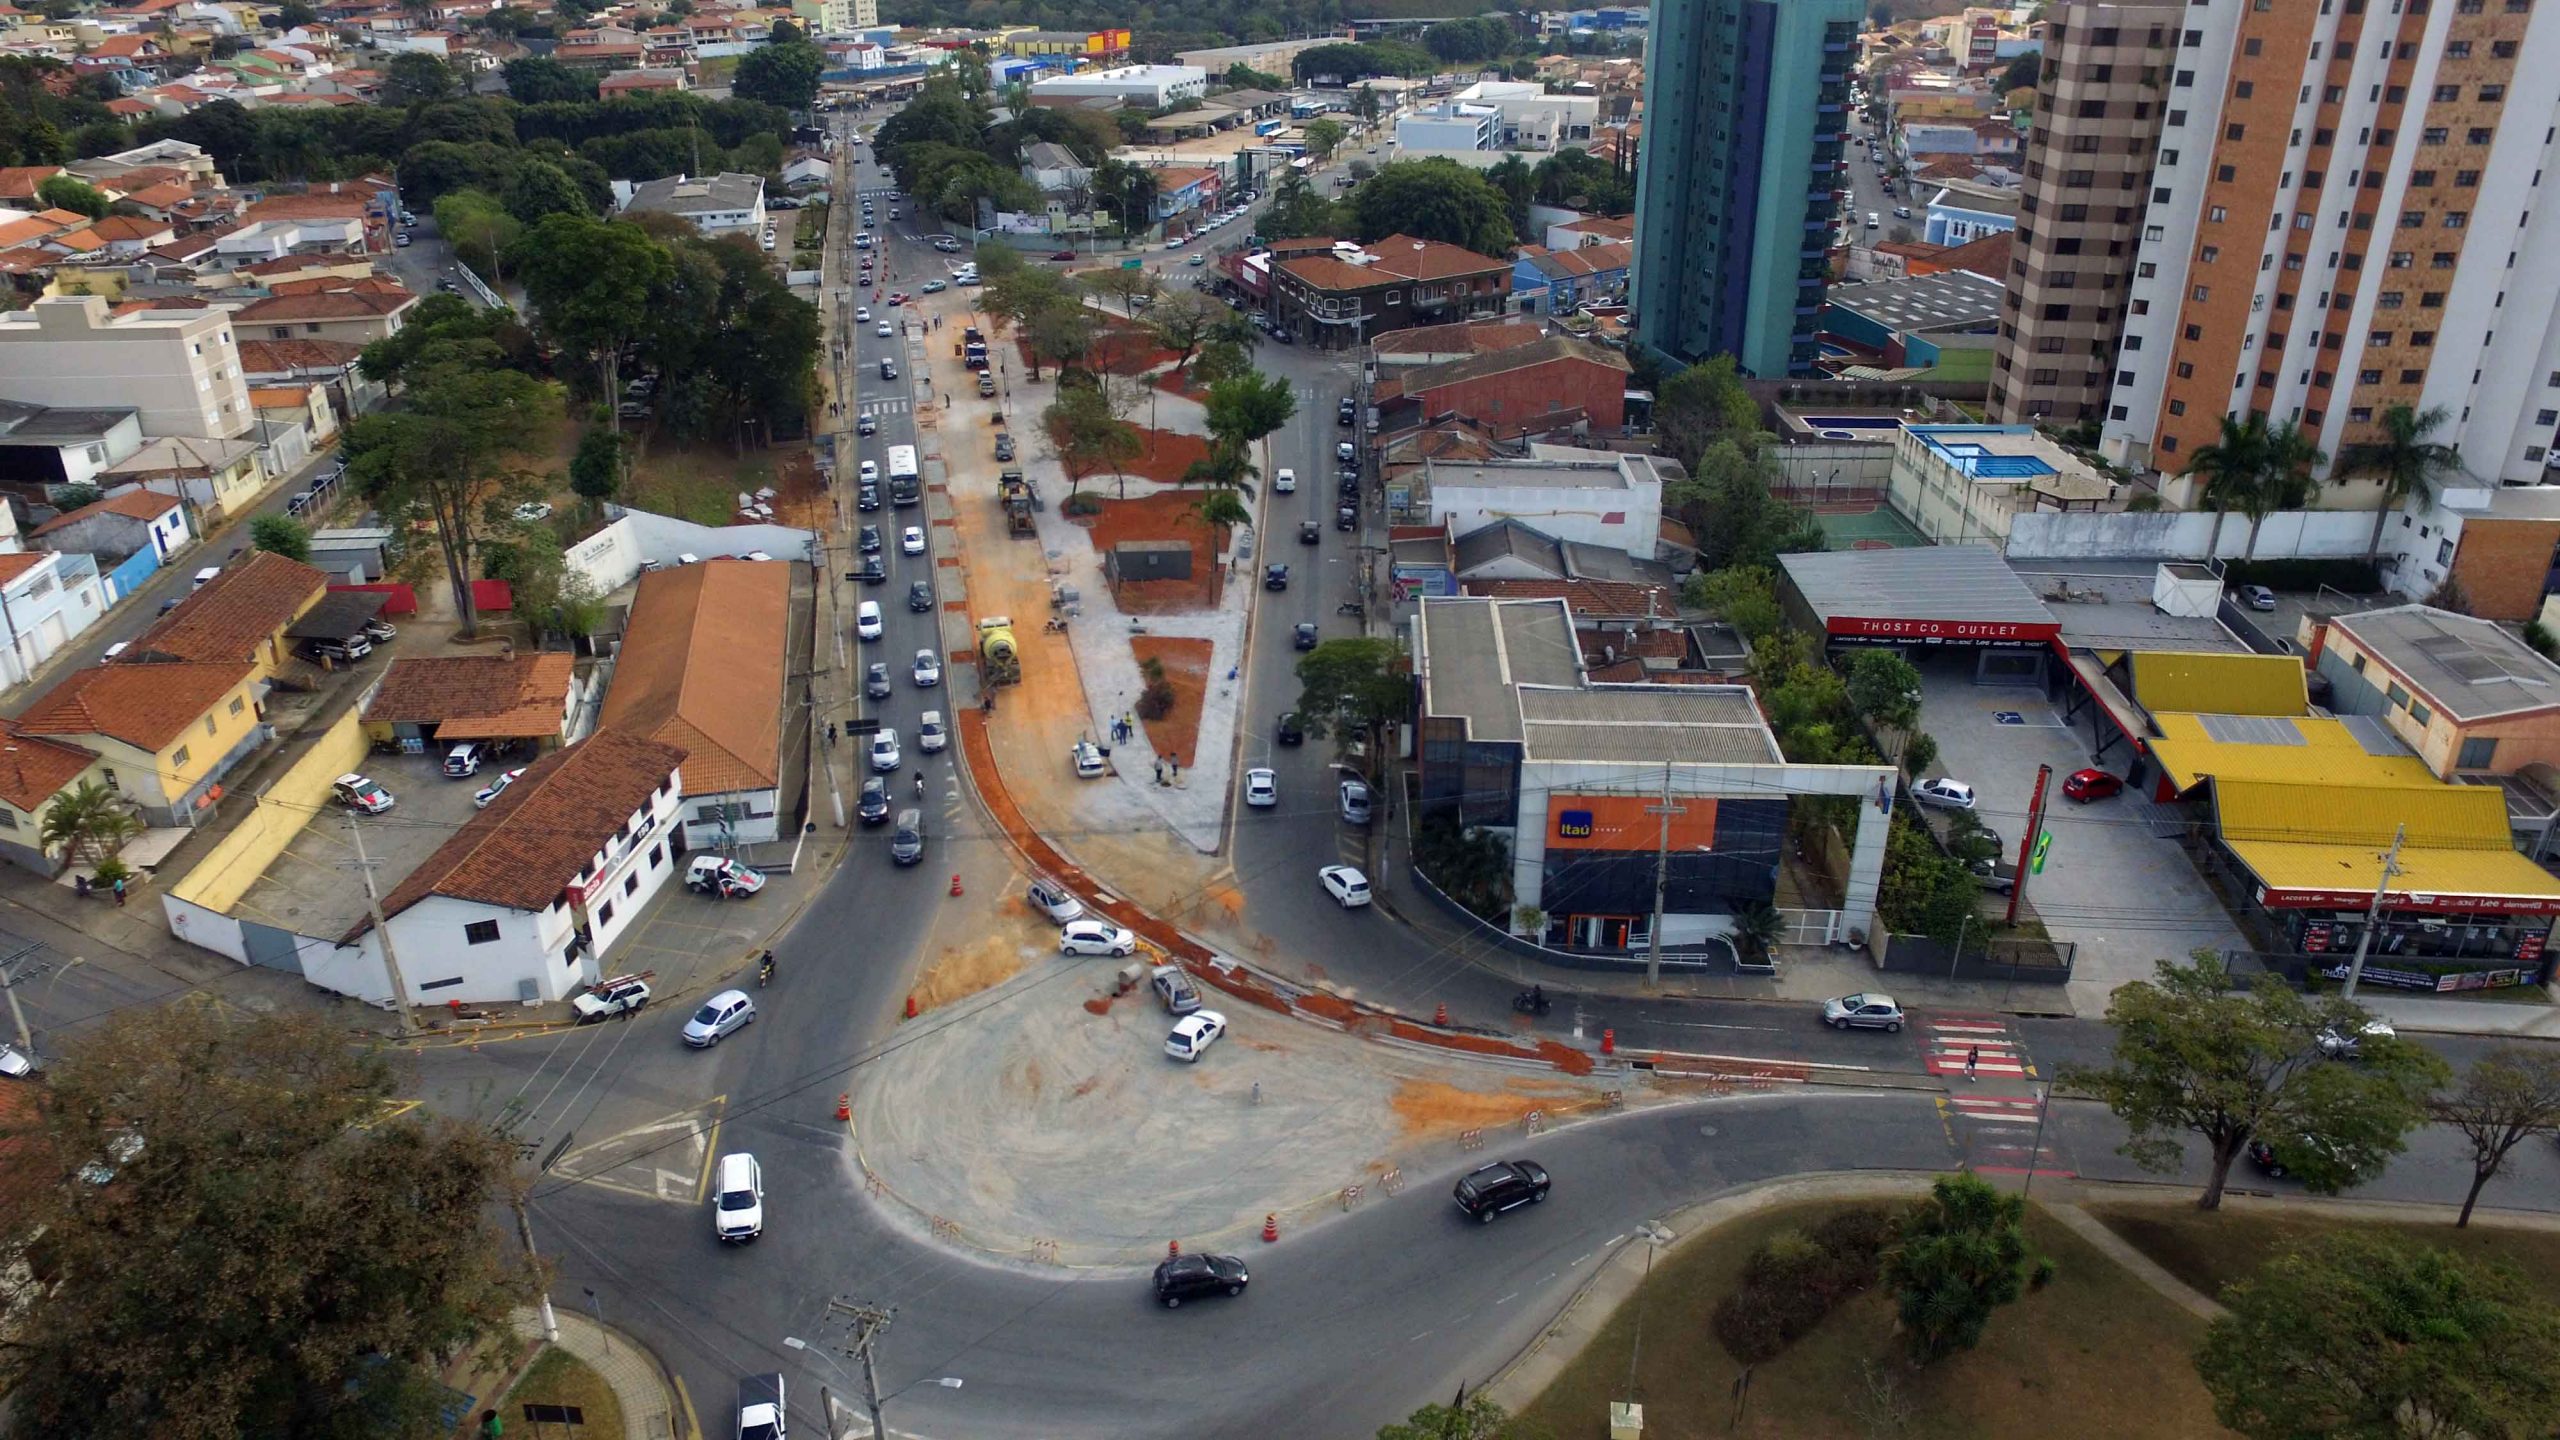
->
[1,2,2559,1439]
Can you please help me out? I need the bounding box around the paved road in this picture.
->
[433,108,2560,1440]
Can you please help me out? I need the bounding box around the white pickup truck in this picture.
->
[571,975,651,1022]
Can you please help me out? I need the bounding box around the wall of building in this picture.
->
[564,509,818,595]
[1431,479,1662,561]
[2003,506,2377,563]
[2446,515,2560,622]
[386,892,583,1005]
[0,297,253,439]
[165,705,367,913]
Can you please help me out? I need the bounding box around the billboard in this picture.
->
[1546,794,1719,852]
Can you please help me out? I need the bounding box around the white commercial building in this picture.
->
[1396,102,1501,152]
[1420,444,1672,565]
[616,171,767,238]
[1028,63,1206,107]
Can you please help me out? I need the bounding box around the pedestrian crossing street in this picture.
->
[1922,1015,2031,1079]
[1928,1013,2074,1178]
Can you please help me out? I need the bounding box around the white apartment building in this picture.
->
[0,295,253,440]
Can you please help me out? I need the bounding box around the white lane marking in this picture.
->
[1495,1292,1517,1306]
[1645,1047,1872,1073]
[1637,1019,1792,1033]
[1606,1233,1627,1247]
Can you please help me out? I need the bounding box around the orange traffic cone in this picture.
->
[1167,1239,1180,1257]
[904,994,919,1020]
[835,1092,850,1121]
[1433,1001,1448,1027]
[1262,1213,1278,1243]
[1601,1027,1616,1056]
[949,872,963,896]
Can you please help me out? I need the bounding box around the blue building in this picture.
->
[1921,179,2018,248]
[1512,240,1633,315]
[1632,0,1864,377]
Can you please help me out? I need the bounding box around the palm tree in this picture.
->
[2243,418,2328,560]
[1188,489,1251,530]
[39,778,140,867]
[2336,403,2462,558]
[1730,902,1787,967]
[2183,414,2266,560]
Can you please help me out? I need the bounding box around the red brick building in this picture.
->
[1371,334,1632,436]
[1268,234,1511,349]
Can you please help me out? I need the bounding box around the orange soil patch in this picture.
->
[1152,367,1208,400]
[1079,487,1223,611]
[909,929,1031,1012]
[1121,427,1213,484]
[1388,1078,1589,1141]
[1130,635,1211,771]
[767,448,831,529]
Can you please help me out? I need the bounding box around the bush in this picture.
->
[1709,1208,1891,1363]
[2526,621,2557,660]
[1136,677,1175,721]
[91,857,133,888]
[1901,731,1939,777]
[1061,492,1103,516]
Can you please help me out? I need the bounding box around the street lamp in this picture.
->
[781,1338,961,1438]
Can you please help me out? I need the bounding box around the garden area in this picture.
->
[1066,487,1225,611]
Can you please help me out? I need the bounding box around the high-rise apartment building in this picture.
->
[1634,0,1864,377]
[1990,1,2182,425]
[0,295,252,441]
[2098,0,2560,486]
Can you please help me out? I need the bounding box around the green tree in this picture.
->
[1484,152,1534,247]
[2431,1047,2560,1227]
[2196,1232,2560,1440]
[504,159,592,224]
[1190,489,1251,530]
[1686,564,1781,641]
[1292,635,1406,755]
[1669,439,1824,572]
[1999,50,2042,96]
[1346,159,1513,255]
[2063,952,2448,1210]
[345,364,558,635]
[1022,301,1096,385]
[2185,413,2267,559]
[1191,333,1253,386]
[1301,116,1347,159]
[1882,1173,2036,1363]
[276,0,317,25]
[1375,1394,1521,1440]
[1876,814,1977,941]
[569,425,624,503]
[1043,376,1140,498]
[36,173,107,218]
[35,777,140,866]
[2336,403,2464,559]
[433,188,520,280]
[1353,85,1381,124]
[384,51,455,105]
[1257,167,1340,241]
[1656,353,1763,470]
[734,37,826,111]
[503,55,594,104]
[2243,418,2327,560]
[250,513,312,561]
[1143,286,1225,375]
[509,213,673,428]
[1844,648,1921,732]
[0,1005,533,1439]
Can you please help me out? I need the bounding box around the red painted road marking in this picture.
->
[1947,1097,2043,1124]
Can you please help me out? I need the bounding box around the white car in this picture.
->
[856,600,882,640]
[900,526,926,555]
[1165,1010,1227,1062]
[513,501,553,522]
[870,727,902,772]
[1243,768,1277,807]
[1319,865,1371,908]
[855,306,871,321]
[877,320,892,337]
[1273,467,1296,493]
[471,767,528,809]
[912,648,941,687]
[1071,739,1106,778]
[1339,777,1372,825]
[686,854,767,898]
[0,1041,32,1078]
[1059,918,1138,956]
[1911,777,1976,810]
[1026,876,1084,924]
[332,773,394,814]
[713,1152,763,1242]
[917,709,947,752]
[859,460,879,482]
[2318,1018,2396,1058]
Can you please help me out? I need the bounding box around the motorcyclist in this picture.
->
[758,950,775,986]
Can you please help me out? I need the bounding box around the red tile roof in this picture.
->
[18,660,253,751]
[596,561,787,794]
[127,550,326,664]
[1462,576,1675,620]
[231,288,416,323]
[365,728,688,925]
[0,724,98,811]
[241,192,371,223]
[0,553,49,583]
[365,653,575,740]
[237,337,364,374]
[30,487,181,536]
[0,166,62,200]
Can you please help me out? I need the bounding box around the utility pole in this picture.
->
[826,1298,894,1440]
[2339,824,2408,1001]
[0,941,45,1058]
[1642,761,1686,989]
[509,1189,561,1342]
[346,816,418,1039]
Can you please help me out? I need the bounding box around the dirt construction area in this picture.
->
[849,952,1622,1264]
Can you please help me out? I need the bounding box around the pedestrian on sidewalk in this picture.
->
[1964,1046,1979,1082]
[826,721,838,747]
[112,875,126,907]
[480,1411,502,1440]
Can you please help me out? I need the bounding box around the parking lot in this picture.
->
[1914,659,2243,1005]
[230,751,493,940]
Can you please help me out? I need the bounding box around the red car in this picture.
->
[887,292,907,306]
[2062,768,2124,802]
[1049,250,1077,261]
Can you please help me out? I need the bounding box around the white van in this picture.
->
[192,566,222,590]
[712,1153,764,1242]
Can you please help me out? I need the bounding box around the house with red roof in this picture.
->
[1269,234,1513,349]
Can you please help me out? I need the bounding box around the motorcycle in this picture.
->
[1337,601,1365,617]
[757,953,775,988]
[1511,988,1550,1017]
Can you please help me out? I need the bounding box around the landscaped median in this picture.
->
[953,708,1596,1074]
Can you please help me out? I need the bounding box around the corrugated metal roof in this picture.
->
[2212,778,2511,848]
[2333,604,2560,722]
[2226,835,2560,903]
[2150,712,2435,792]
[1516,685,1779,764]
[1777,546,2057,627]
[2128,651,2307,718]
[1415,596,1583,743]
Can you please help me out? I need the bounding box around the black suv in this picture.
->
[1338,396,1357,427]
[1275,711,1303,746]
[858,776,890,825]
[907,580,934,613]
[1152,1252,1249,1308]
[1263,564,1289,591]
[1452,1160,1550,1223]
[855,556,887,585]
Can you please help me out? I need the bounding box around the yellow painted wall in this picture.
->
[150,680,265,803]
[169,706,370,911]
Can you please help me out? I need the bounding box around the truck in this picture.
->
[998,469,1036,537]
[737,1373,785,1440]
[885,443,920,507]
[571,974,652,1022]
[962,325,989,371]
[977,615,1021,686]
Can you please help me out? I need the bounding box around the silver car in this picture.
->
[1821,993,1904,1033]
[683,989,757,1047]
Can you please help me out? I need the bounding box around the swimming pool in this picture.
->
[1801,416,1905,430]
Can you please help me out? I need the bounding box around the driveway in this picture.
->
[1915,660,2242,1007]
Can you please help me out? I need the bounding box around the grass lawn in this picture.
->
[2087,1202,2560,1309]
[1517,1200,2231,1440]
[502,1345,626,1440]
[625,442,774,527]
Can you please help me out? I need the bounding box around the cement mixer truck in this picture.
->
[976,615,1020,686]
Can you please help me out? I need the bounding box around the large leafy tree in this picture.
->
[1345,159,1514,256]
[509,213,674,425]
[733,37,826,111]
[250,513,312,561]
[2184,413,2267,559]
[2431,1047,2560,1227]
[1666,438,1824,572]
[1043,376,1140,498]
[1204,370,1296,463]
[2196,1233,2560,1440]
[433,188,520,280]
[0,1006,533,1439]
[1655,352,1763,469]
[383,52,455,105]
[1881,1173,2036,1363]
[2063,953,2447,1209]
[345,363,557,635]
[2336,403,2464,558]
[1292,636,1408,755]
[502,55,594,104]
[1843,648,1921,732]
[36,172,107,218]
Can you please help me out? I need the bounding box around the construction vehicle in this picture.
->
[977,615,1021,686]
[998,469,1035,537]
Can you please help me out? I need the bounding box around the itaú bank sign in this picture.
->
[1829,616,2061,644]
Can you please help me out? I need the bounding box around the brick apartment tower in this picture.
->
[2098,0,2560,487]
[1990,1,2182,425]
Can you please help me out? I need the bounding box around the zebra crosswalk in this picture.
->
[861,398,911,418]
[1926,1014,2072,1177]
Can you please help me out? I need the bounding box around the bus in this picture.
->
[885,443,920,506]
[1254,118,1285,137]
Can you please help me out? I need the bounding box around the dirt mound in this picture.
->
[1387,1078,1588,1142]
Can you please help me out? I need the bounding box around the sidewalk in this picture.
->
[505,1307,685,1440]
[2359,989,2560,1037]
